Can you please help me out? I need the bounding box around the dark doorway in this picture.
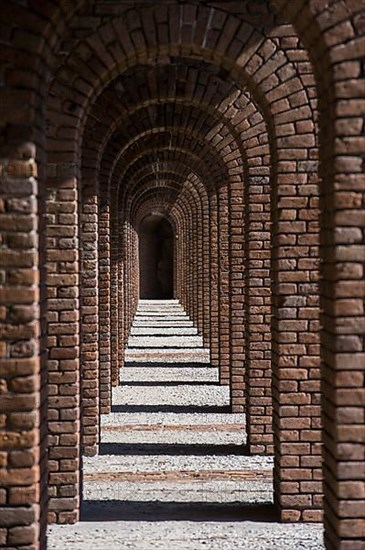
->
[139,214,174,299]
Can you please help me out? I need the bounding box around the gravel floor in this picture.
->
[47,300,324,550]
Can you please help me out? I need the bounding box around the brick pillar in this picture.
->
[174,212,183,304]
[318,24,365,549]
[201,189,211,348]
[180,212,188,312]
[46,169,80,524]
[272,155,322,522]
[0,156,45,549]
[118,220,126,371]
[245,175,273,454]
[110,203,119,387]
[129,227,139,320]
[187,183,204,336]
[174,218,180,300]
[99,195,111,414]
[197,201,204,336]
[183,204,196,326]
[181,199,190,315]
[218,184,230,385]
[80,188,99,457]
[190,199,199,329]
[321,215,365,545]
[230,178,245,413]
[209,192,219,367]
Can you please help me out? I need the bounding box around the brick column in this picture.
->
[118,220,126,371]
[99,194,111,414]
[80,187,99,457]
[317,20,365,548]
[218,184,230,386]
[200,187,211,348]
[245,175,273,454]
[190,199,199,329]
[230,177,245,413]
[180,212,188,312]
[209,192,219,367]
[272,154,322,522]
[0,156,45,549]
[110,203,119,387]
[122,221,129,350]
[184,203,193,320]
[46,168,80,524]
[187,182,204,335]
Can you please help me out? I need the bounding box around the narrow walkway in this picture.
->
[48,300,324,549]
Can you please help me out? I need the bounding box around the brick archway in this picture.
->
[0,2,364,549]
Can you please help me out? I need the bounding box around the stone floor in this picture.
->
[47,300,324,549]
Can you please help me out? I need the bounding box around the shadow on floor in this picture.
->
[111,404,231,414]
[81,500,278,522]
[99,443,249,456]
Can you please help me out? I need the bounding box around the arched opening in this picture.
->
[139,214,174,299]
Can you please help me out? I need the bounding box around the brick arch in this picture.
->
[71,25,317,475]
[80,59,261,172]
[136,186,205,325]
[99,114,270,437]
[0,2,94,545]
[270,1,365,546]
[2,4,364,549]
[80,126,230,453]
[71,30,316,470]
[91,88,273,427]
[94,89,268,406]
[107,160,211,389]
[123,170,211,346]
[111,160,209,378]
[78,61,272,418]
[80,76,262,455]
[46,5,315,162]
[1,0,322,540]
[46,15,322,532]
[122,170,206,328]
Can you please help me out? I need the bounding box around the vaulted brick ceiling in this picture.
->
[46,2,314,230]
